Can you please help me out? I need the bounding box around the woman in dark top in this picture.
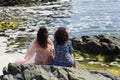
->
[52,27,76,67]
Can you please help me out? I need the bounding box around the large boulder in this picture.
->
[0,63,120,80]
[71,34,120,56]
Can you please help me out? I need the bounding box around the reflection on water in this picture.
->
[0,0,120,54]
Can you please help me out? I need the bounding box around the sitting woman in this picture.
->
[17,27,54,65]
[51,27,76,67]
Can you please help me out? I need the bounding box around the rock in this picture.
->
[71,34,120,56]
[0,63,120,80]
[0,0,57,6]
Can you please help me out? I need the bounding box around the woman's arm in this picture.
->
[71,53,77,68]
[25,39,36,58]
[69,40,77,68]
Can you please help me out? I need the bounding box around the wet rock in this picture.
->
[71,34,120,56]
[0,63,120,80]
[0,0,57,6]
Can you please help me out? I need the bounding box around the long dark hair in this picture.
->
[37,27,48,48]
[54,27,69,45]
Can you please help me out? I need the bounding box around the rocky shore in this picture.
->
[71,34,120,61]
[0,63,120,80]
[0,0,57,6]
[0,0,120,79]
[0,34,119,80]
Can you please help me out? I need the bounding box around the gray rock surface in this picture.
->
[0,63,120,80]
[0,0,57,6]
[71,34,120,56]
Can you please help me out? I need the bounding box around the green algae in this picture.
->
[73,50,120,76]
[0,21,18,31]
[77,61,120,76]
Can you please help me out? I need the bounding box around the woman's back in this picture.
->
[51,27,76,67]
[53,40,74,67]
[25,38,54,65]
[35,41,54,64]
[16,27,54,65]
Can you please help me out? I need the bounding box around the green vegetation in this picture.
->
[0,17,27,32]
[0,21,18,31]
[78,61,120,76]
[73,50,120,76]
[73,50,120,62]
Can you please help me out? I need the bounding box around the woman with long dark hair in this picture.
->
[17,27,54,65]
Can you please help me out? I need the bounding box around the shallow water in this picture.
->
[0,0,120,54]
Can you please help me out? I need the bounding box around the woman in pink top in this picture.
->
[17,27,54,65]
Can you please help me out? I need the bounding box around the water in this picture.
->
[69,0,120,37]
[0,0,120,54]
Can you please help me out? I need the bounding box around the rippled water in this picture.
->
[0,0,120,54]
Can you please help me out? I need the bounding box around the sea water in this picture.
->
[0,0,120,54]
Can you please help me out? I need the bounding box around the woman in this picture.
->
[52,27,76,67]
[17,27,54,65]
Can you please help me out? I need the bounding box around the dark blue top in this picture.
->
[51,40,74,67]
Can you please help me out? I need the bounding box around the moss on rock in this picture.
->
[0,21,18,31]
